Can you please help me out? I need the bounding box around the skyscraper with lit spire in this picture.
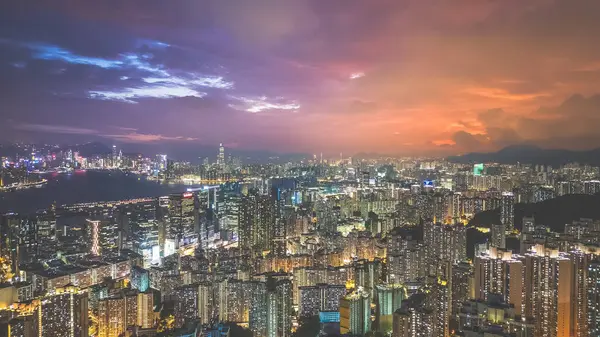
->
[218,143,225,167]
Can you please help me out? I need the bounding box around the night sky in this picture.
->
[2,1,600,156]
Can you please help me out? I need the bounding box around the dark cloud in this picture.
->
[446,94,600,152]
[2,1,600,155]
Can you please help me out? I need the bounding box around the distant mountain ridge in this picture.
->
[447,145,600,166]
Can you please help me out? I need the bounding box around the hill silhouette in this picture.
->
[448,145,600,166]
[469,194,600,232]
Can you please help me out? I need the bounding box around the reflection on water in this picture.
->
[0,170,203,214]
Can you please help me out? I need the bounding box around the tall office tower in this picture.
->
[340,289,371,336]
[98,297,126,337]
[392,293,432,337]
[249,279,292,337]
[217,143,225,167]
[36,214,57,256]
[156,154,168,171]
[38,286,89,337]
[112,145,117,167]
[490,222,506,249]
[239,190,275,252]
[451,262,474,318]
[589,260,600,336]
[473,247,524,316]
[376,284,407,333]
[523,245,573,337]
[500,192,515,231]
[167,192,195,249]
[298,284,347,317]
[218,192,240,241]
[87,219,101,256]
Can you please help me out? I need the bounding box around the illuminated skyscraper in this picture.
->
[218,143,225,167]
[249,282,268,337]
[167,193,195,248]
[490,222,506,249]
[130,266,150,292]
[473,247,524,316]
[376,284,407,333]
[239,190,275,252]
[174,284,200,329]
[388,244,425,285]
[451,262,474,318]
[38,286,89,337]
[87,219,101,256]
[589,260,600,336]
[136,292,155,329]
[112,145,117,167]
[217,279,254,323]
[156,154,167,171]
[423,222,466,277]
[426,278,450,337]
[392,293,432,337]
[299,284,347,317]
[354,259,383,299]
[500,192,515,231]
[249,279,292,337]
[340,288,371,336]
[523,245,573,337]
[270,187,288,256]
[198,282,216,325]
[8,315,38,337]
[98,291,154,337]
[98,296,126,337]
[218,192,240,241]
[174,283,216,328]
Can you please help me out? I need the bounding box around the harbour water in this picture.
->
[0,170,203,214]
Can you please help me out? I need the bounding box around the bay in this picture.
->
[0,170,203,214]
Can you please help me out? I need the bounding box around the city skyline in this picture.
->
[2,1,600,155]
[3,2,600,336]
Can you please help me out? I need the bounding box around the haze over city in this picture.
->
[2,1,600,155]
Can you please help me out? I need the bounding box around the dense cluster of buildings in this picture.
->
[0,146,600,336]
